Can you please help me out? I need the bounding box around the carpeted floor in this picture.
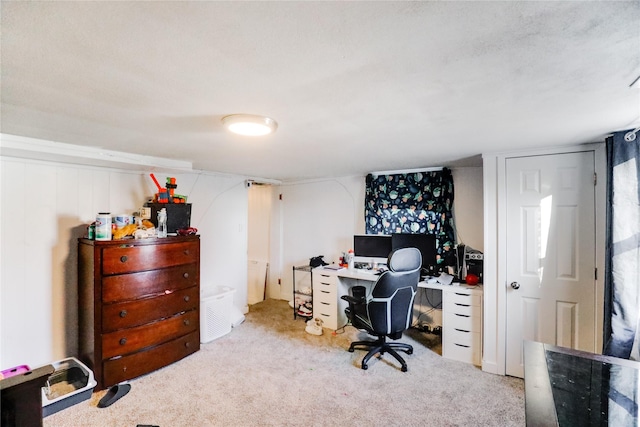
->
[44,299,525,426]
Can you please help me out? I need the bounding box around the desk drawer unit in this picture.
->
[442,288,483,366]
[78,235,201,390]
[313,272,339,330]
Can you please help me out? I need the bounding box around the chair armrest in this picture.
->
[341,294,365,305]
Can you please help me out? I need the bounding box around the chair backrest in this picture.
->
[367,247,421,335]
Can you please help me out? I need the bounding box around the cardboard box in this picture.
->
[42,358,97,417]
[145,203,192,233]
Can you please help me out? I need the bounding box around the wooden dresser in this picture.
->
[78,235,200,390]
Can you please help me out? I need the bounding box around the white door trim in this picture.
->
[482,143,606,375]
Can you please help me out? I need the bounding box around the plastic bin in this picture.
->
[41,357,97,417]
[200,286,236,343]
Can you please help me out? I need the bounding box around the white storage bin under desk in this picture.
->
[201,286,235,343]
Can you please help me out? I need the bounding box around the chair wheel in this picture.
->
[407,349,413,355]
[401,366,408,372]
[348,348,354,353]
[362,364,368,370]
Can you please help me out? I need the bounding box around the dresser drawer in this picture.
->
[314,309,337,330]
[443,331,481,365]
[315,272,338,286]
[445,311,482,332]
[446,290,481,307]
[314,285,336,304]
[102,264,198,303]
[102,241,199,275]
[444,301,482,319]
[102,310,198,359]
[448,327,476,347]
[102,287,199,332]
[102,330,199,388]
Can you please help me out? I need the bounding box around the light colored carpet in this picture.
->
[44,299,524,426]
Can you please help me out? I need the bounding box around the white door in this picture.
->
[247,184,273,302]
[505,151,597,377]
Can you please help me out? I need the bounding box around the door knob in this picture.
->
[510,281,520,290]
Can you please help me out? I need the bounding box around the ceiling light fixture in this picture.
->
[221,114,278,136]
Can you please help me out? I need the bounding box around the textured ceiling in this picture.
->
[1,1,639,181]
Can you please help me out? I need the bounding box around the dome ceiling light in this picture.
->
[221,114,278,136]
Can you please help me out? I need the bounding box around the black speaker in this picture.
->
[145,203,192,233]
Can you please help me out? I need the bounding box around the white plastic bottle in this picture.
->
[157,208,168,238]
[95,213,112,241]
[347,249,355,270]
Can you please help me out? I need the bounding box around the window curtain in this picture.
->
[603,130,640,360]
[364,168,455,264]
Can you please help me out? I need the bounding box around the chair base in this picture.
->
[348,336,413,372]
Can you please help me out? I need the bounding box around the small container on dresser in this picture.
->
[78,235,200,390]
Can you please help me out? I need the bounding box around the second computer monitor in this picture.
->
[391,233,437,274]
[353,234,392,265]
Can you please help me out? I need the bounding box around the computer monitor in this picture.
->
[353,234,392,265]
[391,233,438,275]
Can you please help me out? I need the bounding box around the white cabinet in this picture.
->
[313,270,339,329]
[312,268,378,331]
[442,287,483,365]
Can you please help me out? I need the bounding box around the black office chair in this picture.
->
[341,247,421,372]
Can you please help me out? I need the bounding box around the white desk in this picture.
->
[312,266,483,366]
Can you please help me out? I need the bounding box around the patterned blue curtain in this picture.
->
[364,168,455,265]
[603,130,640,359]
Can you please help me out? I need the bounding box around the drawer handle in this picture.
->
[184,249,190,255]
[122,366,127,372]
[454,343,470,348]
[119,338,127,346]
[454,328,470,333]
[119,310,127,318]
[454,303,470,307]
[455,314,470,318]
[184,295,190,302]
[183,319,190,326]
[120,255,128,263]
[185,342,191,348]
[321,290,330,294]
[321,302,330,306]
[183,272,189,279]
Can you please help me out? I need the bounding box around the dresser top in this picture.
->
[79,234,199,247]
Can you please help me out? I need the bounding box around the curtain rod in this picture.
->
[369,167,444,177]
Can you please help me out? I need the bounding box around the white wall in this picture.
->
[0,148,248,370]
[274,176,365,300]
[271,170,484,302]
[0,133,485,371]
